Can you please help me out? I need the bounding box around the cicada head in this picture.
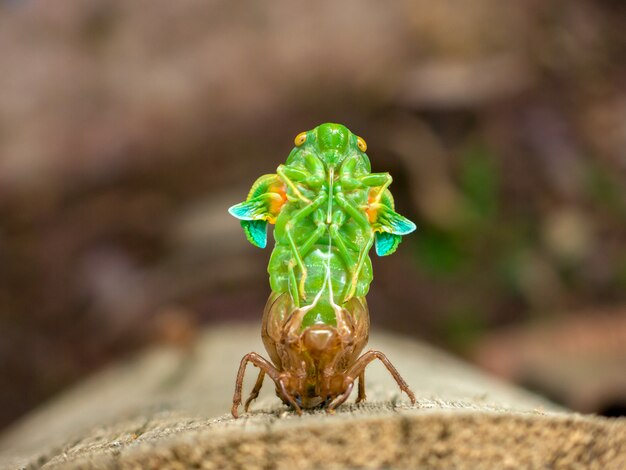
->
[315,123,350,167]
[289,123,370,172]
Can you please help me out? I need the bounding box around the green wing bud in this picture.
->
[228,194,279,220]
[371,189,415,256]
[241,220,268,248]
[228,174,287,249]
[374,204,416,235]
[374,232,402,256]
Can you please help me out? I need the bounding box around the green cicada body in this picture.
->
[230,123,415,326]
[229,123,416,416]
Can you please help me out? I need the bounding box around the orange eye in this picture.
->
[357,136,367,152]
[294,132,307,146]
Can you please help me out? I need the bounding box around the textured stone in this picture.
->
[0,324,624,469]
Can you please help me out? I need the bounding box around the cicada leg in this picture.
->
[292,208,328,298]
[326,350,415,413]
[323,306,359,412]
[356,371,366,403]
[277,165,311,204]
[334,192,375,302]
[232,352,281,418]
[279,377,302,415]
[284,192,328,300]
[347,233,374,301]
[359,172,392,205]
[347,350,416,405]
[244,369,265,412]
[287,259,300,308]
[296,209,327,257]
[326,380,354,412]
[328,210,357,273]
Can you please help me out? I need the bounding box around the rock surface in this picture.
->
[0,324,624,469]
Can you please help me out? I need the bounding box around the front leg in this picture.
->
[277,165,311,204]
[334,192,373,302]
[277,154,326,204]
[278,377,303,415]
[360,172,392,201]
[244,369,266,412]
[339,154,392,199]
[327,380,354,413]
[328,210,356,272]
[232,352,282,418]
[284,192,328,300]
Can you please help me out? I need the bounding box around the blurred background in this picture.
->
[0,0,625,431]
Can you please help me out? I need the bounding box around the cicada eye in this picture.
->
[294,131,307,146]
[357,136,367,152]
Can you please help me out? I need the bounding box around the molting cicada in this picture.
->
[229,123,416,417]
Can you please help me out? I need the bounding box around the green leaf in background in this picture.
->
[459,143,499,223]
[413,143,500,278]
[414,226,466,277]
[584,162,626,218]
[439,305,487,352]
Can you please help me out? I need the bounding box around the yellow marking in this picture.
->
[267,182,287,223]
[294,131,307,146]
[366,189,380,223]
[357,136,367,152]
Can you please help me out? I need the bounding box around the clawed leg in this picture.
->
[356,371,366,403]
[334,193,375,302]
[244,369,265,412]
[328,210,357,274]
[347,350,416,405]
[327,380,354,412]
[279,377,302,415]
[293,208,327,298]
[232,352,281,418]
[277,165,311,204]
[284,193,328,300]
[345,232,374,301]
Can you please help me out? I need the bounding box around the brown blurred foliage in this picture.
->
[0,0,625,429]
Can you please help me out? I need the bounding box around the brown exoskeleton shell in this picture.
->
[232,293,415,417]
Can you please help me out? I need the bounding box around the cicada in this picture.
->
[229,123,416,417]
